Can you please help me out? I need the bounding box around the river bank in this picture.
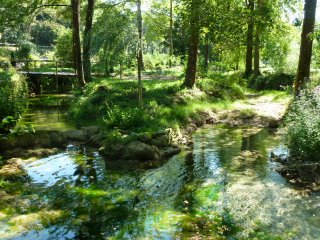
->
[0,88,291,163]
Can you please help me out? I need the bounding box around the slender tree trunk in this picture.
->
[137,0,143,107]
[169,0,174,68]
[245,0,254,77]
[254,25,261,76]
[183,0,201,88]
[254,0,263,76]
[83,0,95,82]
[204,34,210,74]
[295,0,317,94]
[71,0,85,88]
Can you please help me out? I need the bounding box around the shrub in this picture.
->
[197,72,246,100]
[104,105,147,130]
[67,96,101,126]
[16,41,37,60]
[0,68,28,121]
[144,53,168,70]
[250,73,294,90]
[285,87,320,162]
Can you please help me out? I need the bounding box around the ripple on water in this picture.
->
[1,125,319,240]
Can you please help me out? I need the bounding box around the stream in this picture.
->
[18,94,73,131]
[1,122,319,239]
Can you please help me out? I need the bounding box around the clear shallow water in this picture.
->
[0,126,319,239]
[18,94,73,131]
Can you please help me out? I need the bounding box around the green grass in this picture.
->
[68,74,291,149]
[68,77,234,132]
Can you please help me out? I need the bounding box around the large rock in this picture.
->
[150,135,170,148]
[0,131,66,151]
[122,141,160,161]
[88,132,105,147]
[50,131,67,147]
[81,126,101,138]
[65,130,87,142]
[0,158,26,180]
[160,147,181,159]
[3,148,60,159]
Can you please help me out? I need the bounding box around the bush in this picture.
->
[285,87,320,162]
[104,105,147,130]
[250,73,294,90]
[197,72,246,100]
[0,68,28,121]
[16,41,37,60]
[143,53,168,70]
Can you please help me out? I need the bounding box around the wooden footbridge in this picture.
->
[14,59,77,93]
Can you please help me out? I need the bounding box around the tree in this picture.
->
[91,4,136,76]
[71,0,85,87]
[137,0,143,107]
[254,0,262,76]
[294,0,317,94]
[182,0,202,88]
[169,0,174,67]
[244,0,254,77]
[83,0,95,82]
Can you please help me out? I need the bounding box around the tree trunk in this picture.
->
[137,0,143,107]
[183,0,201,88]
[254,0,263,76]
[71,0,85,88]
[245,0,254,77]
[254,24,261,76]
[204,34,210,74]
[83,0,95,83]
[295,0,317,94]
[169,0,173,68]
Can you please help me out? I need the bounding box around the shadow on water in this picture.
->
[0,125,319,239]
[18,94,74,131]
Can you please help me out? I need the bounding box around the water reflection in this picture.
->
[19,94,73,131]
[1,126,319,239]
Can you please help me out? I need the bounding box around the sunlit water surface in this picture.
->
[0,125,319,239]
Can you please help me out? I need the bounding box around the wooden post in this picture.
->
[56,61,59,91]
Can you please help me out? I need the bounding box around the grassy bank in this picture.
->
[68,73,291,158]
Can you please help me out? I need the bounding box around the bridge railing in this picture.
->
[14,59,76,75]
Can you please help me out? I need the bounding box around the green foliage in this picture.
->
[197,72,246,100]
[104,105,146,130]
[30,9,63,46]
[0,68,28,121]
[54,28,73,64]
[92,5,136,74]
[261,24,294,72]
[285,87,320,162]
[15,41,37,60]
[249,73,294,91]
[0,116,17,133]
[144,53,168,70]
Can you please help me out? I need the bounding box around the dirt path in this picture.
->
[218,92,292,127]
[233,93,291,120]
